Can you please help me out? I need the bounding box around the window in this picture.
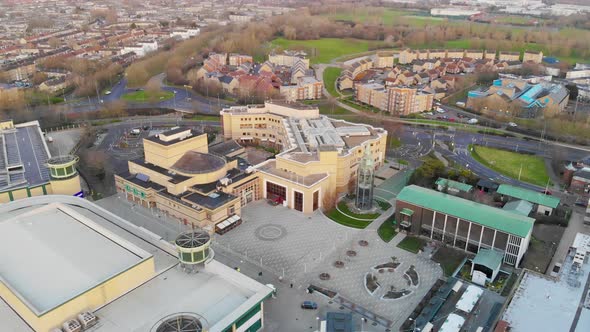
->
[266,182,286,201]
[294,191,303,212]
[228,205,235,215]
[313,190,319,211]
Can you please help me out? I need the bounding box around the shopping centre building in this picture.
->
[0,120,82,202]
[114,101,387,232]
[0,195,272,332]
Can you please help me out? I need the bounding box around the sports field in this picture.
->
[470,145,550,186]
[270,38,371,64]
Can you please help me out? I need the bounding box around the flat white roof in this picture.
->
[0,196,272,332]
[502,260,590,332]
[455,285,483,314]
[439,313,465,332]
[0,203,150,315]
[573,233,590,255]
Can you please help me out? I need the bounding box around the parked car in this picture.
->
[449,118,456,122]
[575,198,588,207]
[301,301,318,310]
[105,90,111,95]
[468,118,478,124]
[508,122,518,127]
[540,189,552,195]
[550,263,562,277]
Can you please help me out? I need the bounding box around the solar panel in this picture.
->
[135,173,150,182]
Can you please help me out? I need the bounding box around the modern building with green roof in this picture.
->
[395,185,535,266]
[497,184,560,216]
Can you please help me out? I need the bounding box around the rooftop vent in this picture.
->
[62,319,82,332]
[77,311,97,329]
[153,313,208,332]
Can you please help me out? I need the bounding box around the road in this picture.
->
[41,75,226,115]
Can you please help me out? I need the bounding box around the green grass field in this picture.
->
[431,247,466,277]
[122,90,174,102]
[325,201,379,229]
[318,104,355,115]
[377,218,397,243]
[270,38,371,64]
[470,145,550,186]
[396,236,426,254]
[323,67,341,97]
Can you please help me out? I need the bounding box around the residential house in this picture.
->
[279,76,323,101]
[375,51,394,68]
[499,51,520,62]
[523,50,543,64]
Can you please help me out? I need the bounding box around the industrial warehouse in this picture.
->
[0,195,272,332]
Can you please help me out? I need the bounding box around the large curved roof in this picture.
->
[171,151,226,175]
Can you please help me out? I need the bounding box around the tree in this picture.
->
[159,20,169,27]
[145,79,162,104]
[32,72,48,85]
[130,22,137,29]
[48,37,60,48]
[566,83,579,100]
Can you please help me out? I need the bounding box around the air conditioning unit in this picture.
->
[77,311,97,329]
[62,319,82,332]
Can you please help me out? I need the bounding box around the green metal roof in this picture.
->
[435,178,473,193]
[400,208,415,216]
[396,185,535,238]
[502,199,533,216]
[472,248,504,271]
[497,184,559,208]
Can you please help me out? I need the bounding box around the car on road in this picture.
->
[301,301,318,310]
[468,118,478,124]
[540,189,552,195]
[105,90,111,95]
[508,122,518,127]
[449,118,456,122]
[575,198,588,207]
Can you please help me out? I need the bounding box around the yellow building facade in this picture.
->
[221,102,387,214]
[115,128,244,230]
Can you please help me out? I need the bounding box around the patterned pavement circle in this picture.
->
[254,224,287,241]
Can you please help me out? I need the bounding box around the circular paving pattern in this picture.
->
[319,273,331,280]
[359,240,369,247]
[254,224,287,241]
[334,261,345,268]
[346,250,357,257]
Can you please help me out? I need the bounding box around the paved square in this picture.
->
[215,201,442,330]
[214,201,356,278]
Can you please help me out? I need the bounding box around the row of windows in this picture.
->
[241,132,279,138]
[239,117,280,123]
